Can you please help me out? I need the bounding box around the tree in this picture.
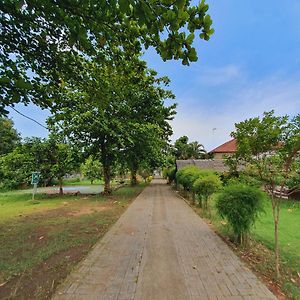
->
[0,137,55,189]
[187,141,207,159]
[0,116,21,155]
[21,137,56,186]
[48,61,175,194]
[1,1,213,114]
[121,89,175,185]
[48,140,78,195]
[174,136,189,159]
[163,166,177,184]
[0,148,31,189]
[176,166,203,192]
[173,136,206,159]
[123,125,164,185]
[81,156,103,184]
[0,136,78,192]
[231,111,300,277]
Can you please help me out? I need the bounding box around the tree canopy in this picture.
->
[0,116,21,155]
[80,156,103,185]
[0,136,79,190]
[173,135,206,159]
[1,0,213,115]
[48,61,175,193]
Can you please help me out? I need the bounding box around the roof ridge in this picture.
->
[209,138,237,153]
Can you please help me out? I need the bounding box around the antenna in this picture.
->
[212,128,217,151]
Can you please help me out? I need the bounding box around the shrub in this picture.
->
[64,177,80,183]
[80,156,102,184]
[286,173,300,189]
[164,166,176,184]
[226,173,262,188]
[176,166,203,191]
[139,169,153,182]
[193,174,222,209]
[216,184,265,245]
[146,176,153,182]
[0,150,32,189]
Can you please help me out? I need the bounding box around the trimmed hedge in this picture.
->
[176,166,204,191]
[164,166,177,184]
[193,174,222,209]
[216,184,265,245]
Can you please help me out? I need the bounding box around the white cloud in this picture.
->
[197,64,242,86]
[171,74,300,151]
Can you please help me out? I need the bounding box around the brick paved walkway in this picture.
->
[53,179,276,300]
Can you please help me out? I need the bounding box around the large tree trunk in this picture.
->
[101,142,112,195]
[130,169,138,186]
[59,177,63,195]
[103,165,112,195]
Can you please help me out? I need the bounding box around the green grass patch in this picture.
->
[198,194,300,273]
[0,182,147,299]
[62,178,104,186]
[0,210,114,280]
[253,199,300,273]
[0,192,81,222]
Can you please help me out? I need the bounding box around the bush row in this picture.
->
[163,166,176,184]
[175,166,265,245]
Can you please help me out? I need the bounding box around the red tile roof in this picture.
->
[210,138,237,153]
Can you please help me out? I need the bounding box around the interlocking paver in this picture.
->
[52,179,276,300]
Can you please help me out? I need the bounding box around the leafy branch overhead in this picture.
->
[0,0,213,114]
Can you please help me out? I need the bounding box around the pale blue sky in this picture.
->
[7,0,300,151]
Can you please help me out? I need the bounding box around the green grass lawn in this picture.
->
[253,199,300,273]
[0,183,147,299]
[62,178,104,185]
[0,178,129,196]
[252,198,300,299]
[0,192,71,222]
[204,195,300,273]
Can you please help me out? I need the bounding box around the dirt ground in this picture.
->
[0,188,143,300]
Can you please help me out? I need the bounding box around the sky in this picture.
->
[7,0,300,151]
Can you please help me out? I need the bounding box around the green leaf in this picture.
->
[186,33,195,44]
[182,57,189,65]
[119,0,130,13]
[178,10,189,22]
[208,28,215,35]
[0,77,11,84]
[15,78,32,90]
[188,48,198,62]
[12,93,21,102]
[203,14,213,28]
[176,0,186,9]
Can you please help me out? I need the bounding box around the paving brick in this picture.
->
[52,180,276,300]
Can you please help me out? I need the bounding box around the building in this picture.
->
[209,138,237,159]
